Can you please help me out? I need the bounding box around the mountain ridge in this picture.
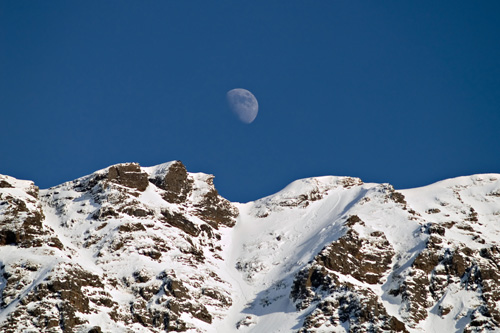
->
[0,161,499,332]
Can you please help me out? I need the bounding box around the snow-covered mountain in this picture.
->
[1,161,499,332]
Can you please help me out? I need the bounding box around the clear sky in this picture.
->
[1,1,499,203]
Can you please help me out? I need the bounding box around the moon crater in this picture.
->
[226,88,258,124]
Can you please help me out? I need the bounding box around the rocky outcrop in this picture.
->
[392,225,500,331]
[1,263,109,332]
[193,175,238,228]
[291,215,405,332]
[315,215,394,285]
[299,288,407,332]
[108,163,149,192]
[0,176,62,249]
[148,161,238,228]
[149,161,193,204]
[0,162,237,332]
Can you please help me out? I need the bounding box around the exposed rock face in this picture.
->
[291,216,394,307]
[1,167,500,333]
[395,226,500,330]
[387,177,500,332]
[314,216,394,285]
[1,263,108,332]
[108,163,149,192]
[0,162,237,332]
[0,175,62,249]
[149,160,193,204]
[291,215,405,332]
[299,288,408,333]
[193,175,238,228]
[148,161,238,228]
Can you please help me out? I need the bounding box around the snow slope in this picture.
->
[217,174,500,332]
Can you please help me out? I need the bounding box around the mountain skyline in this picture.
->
[1,160,500,332]
[1,2,499,203]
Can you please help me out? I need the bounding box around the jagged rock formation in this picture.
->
[1,164,500,332]
[0,162,237,332]
[290,214,405,332]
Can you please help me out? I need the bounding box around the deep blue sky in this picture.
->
[1,2,499,202]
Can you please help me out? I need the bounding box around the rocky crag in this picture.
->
[0,161,499,332]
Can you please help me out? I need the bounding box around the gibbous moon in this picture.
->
[226,88,259,124]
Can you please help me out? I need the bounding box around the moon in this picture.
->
[226,88,259,124]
